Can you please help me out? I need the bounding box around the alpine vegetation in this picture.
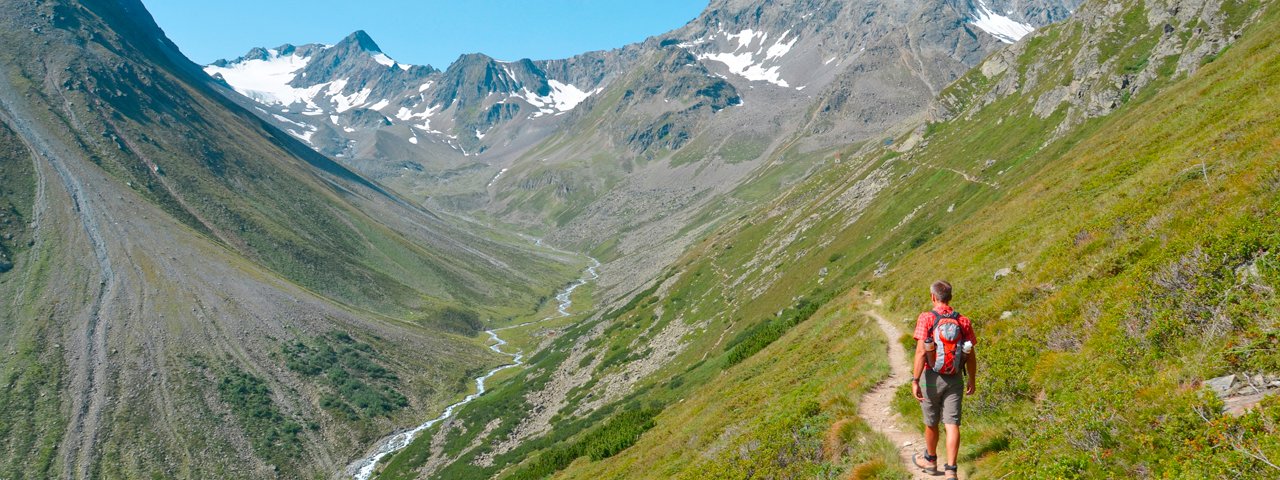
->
[1,0,1277,479]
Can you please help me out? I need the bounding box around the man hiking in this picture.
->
[911,280,976,478]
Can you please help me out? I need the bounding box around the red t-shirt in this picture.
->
[912,304,977,345]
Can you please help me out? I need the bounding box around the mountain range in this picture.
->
[208,0,1083,303]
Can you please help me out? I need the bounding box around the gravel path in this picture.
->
[860,307,937,480]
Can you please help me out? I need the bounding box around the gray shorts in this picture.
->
[920,369,964,426]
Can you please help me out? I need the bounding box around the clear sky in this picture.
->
[141,0,709,68]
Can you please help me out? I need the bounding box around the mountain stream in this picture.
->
[346,257,601,479]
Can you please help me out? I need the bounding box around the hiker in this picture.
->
[911,280,976,478]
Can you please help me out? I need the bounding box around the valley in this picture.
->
[2,0,1278,478]
[352,257,600,479]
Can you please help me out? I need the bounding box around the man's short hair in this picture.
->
[931,280,953,303]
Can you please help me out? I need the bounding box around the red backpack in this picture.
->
[925,310,966,375]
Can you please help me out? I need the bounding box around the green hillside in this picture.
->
[0,0,582,477]
[372,0,1279,478]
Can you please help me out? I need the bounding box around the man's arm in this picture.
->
[964,348,977,395]
[912,339,926,401]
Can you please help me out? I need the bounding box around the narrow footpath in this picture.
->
[859,306,937,479]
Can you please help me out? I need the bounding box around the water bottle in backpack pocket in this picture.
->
[925,310,965,375]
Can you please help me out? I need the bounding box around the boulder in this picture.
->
[1204,374,1236,397]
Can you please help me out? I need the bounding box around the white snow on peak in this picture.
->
[371,53,395,67]
[205,52,317,105]
[970,0,1035,44]
[371,52,412,71]
[368,99,391,111]
[418,81,434,92]
[207,48,415,117]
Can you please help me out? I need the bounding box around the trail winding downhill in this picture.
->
[860,305,935,480]
[346,257,600,480]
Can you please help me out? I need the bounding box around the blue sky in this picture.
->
[142,0,708,68]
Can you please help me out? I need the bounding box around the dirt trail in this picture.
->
[859,306,936,480]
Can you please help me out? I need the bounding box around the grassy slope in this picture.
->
[0,120,68,479]
[73,0,579,321]
[0,1,582,478]
[369,0,1278,478]
[537,1,1280,479]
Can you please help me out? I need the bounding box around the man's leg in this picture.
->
[915,372,941,473]
[944,423,960,466]
[925,424,940,457]
[940,374,964,476]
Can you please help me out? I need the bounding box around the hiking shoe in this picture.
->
[912,452,940,476]
[943,463,958,479]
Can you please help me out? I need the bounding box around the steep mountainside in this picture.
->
[0,0,581,478]
[366,0,1278,478]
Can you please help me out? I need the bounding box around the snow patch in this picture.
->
[370,53,410,70]
[330,82,373,113]
[413,120,443,134]
[409,136,418,145]
[518,80,599,116]
[684,26,797,88]
[726,28,765,50]
[368,99,391,111]
[395,104,440,122]
[698,51,789,87]
[487,168,509,187]
[204,53,321,106]
[271,114,308,129]
[970,0,1035,43]
[765,30,796,59]
[286,128,314,144]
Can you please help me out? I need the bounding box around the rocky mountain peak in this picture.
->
[340,29,383,52]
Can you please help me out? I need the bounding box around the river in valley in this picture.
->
[346,257,600,479]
